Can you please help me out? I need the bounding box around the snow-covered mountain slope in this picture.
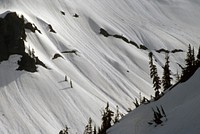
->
[108,68,200,134]
[0,0,200,133]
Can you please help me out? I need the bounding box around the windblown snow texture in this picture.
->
[0,0,200,133]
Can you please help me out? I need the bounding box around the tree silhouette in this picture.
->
[148,52,161,99]
[181,45,196,81]
[84,118,93,134]
[162,53,172,90]
[99,102,114,134]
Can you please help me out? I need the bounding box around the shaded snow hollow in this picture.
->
[0,0,200,133]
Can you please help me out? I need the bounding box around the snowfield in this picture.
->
[108,68,200,134]
[0,0,200,133]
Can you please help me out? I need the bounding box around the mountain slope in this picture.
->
[108,68,200,134]
[0,0,200,133]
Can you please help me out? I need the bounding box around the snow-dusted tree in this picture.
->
[84,118,93,134]
[162,53,172,90]
[59,125,69,134]
[175,70,180,82]
[99,102,114,134]
[113,106,121,124]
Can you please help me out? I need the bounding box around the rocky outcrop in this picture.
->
[0,12,46,72]
[0,12,26,61]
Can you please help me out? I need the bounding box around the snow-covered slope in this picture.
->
[108,68,200,134]
[0,0,200,133]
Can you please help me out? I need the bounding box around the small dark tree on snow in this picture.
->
[84,118,93,134]
[59,125,69,134]
[65,75,68,82]
[181,44,198,82]
[196,46,200,66]
[148,52,161,99]
[162,53,172,90]
[70,79,73,88]
[133,98,140,108]
[93,125,97,134]
[175,70,180,82]
[197,46,200,60]
[182,45,195,75]
[113,106,122,124]
[99,102,114,134]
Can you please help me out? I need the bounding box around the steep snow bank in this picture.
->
[0,0,200,133]
[108,69,200,134]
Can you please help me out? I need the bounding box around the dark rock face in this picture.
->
[17,53,37,72]
[25,22,41,33]
[0,12,26,61]
[0,12,47,72]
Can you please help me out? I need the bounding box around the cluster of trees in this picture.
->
[84,103,123,134]
[149,44,200,100]
[59,103,122,134]
[181,45,200,82]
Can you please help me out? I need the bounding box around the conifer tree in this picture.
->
[197,46,200,60]
[185,44,195,70]
[148,52,161,92]
[93,125,97,134]
[162,54,172,90]
[181,44,196,80]
[84,118,93,134]
[195,46,200,67]
[113,106,121,124]
[176,70,180,82]
[99,102,114,134]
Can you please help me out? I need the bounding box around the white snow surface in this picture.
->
[0,0,200,133]
[109,69,200,134]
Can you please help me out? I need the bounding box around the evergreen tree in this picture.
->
[176,70,180,82]
[181,44,196,81]
[99,102,114,134]
[185,44,195,70]
[133,98,140,108]
[162,54,172,90]
[84,118,93,134]
[59,126,69,134]
[148,52,161,92]
[93,125,97,134]
[197,46,200,60]
[113,106,120,124]
[195,46,200,67]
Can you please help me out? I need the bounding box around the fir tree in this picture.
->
[113,106,121,124]
[195,46,200,67]
[99,102,114,134]
[185,44,195,70]
[148,52,161,92]
[162,54,172,90]
[70,79,73,88]
[84,118,93,134]
[197,46,200,60]
[93,125,97,134]
[181,44,196,81]
[176,70,180,82]
[133,98,140,108]
[59,125,69,134]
